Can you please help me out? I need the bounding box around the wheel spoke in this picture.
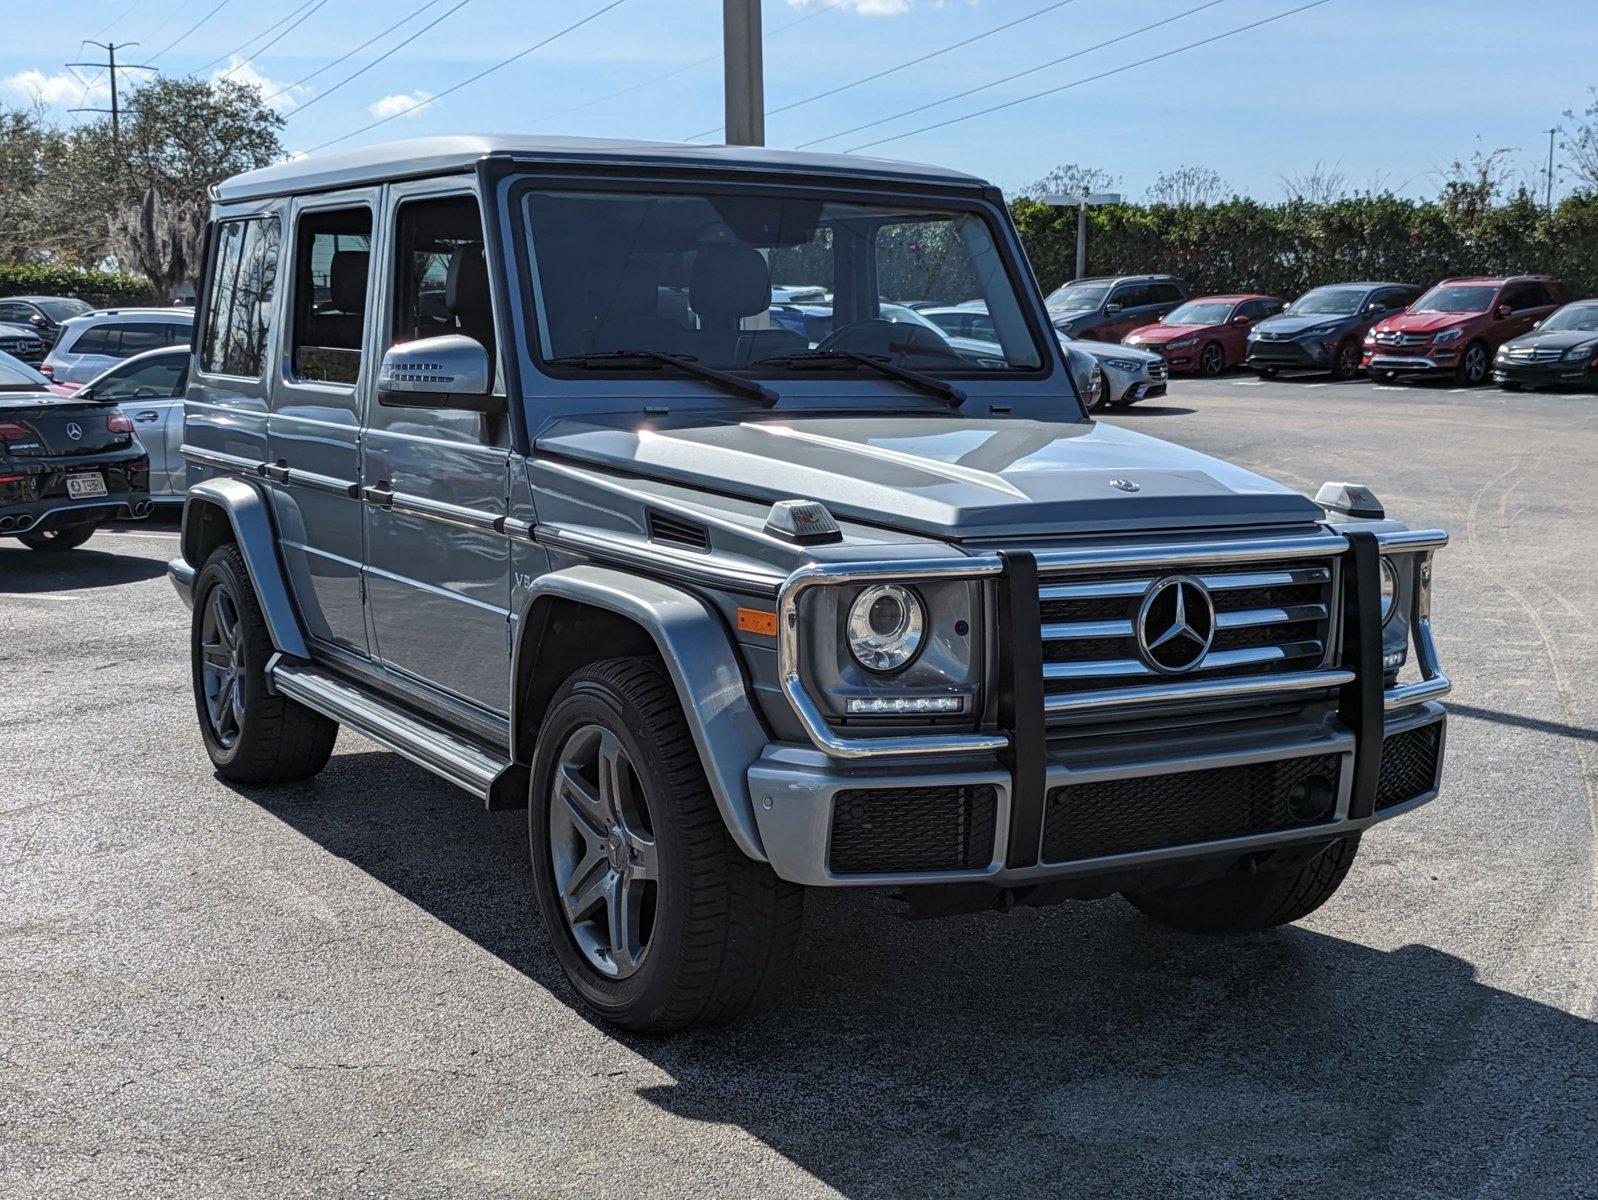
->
[607,871,646,975]
[596,730,628,818]
[555,765,608,839]
[201,642,229,668]
[625,830,658,881]
[563,857,610,922]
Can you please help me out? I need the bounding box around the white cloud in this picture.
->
[368,91,435,120]
[211,56,309,113]
[4,68,110,108]
[788,0,913,13]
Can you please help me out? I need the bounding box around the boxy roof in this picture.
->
[214,135,988,204]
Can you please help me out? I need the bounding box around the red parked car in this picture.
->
[1122,294,1285,376]
[1363,276,1564,385]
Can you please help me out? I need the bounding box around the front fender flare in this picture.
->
[513,565,769,863]
[179,476,309,660]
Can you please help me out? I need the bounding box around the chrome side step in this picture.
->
[268,657,522,807]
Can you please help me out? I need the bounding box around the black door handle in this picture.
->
[362,481,394,508]
[262,459,290,483]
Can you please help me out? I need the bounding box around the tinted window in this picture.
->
[1520,282,1553,309]
[202,217,279,377]
[1111,284,1151,309]
[1150,283,1185,304]
[0,303,33,323]
[67,325,112,355]
[291,207,371,386]
[391,194,493,367]
[38,299,92,321]
[1371,288,1412,311]
[95,356,187,399]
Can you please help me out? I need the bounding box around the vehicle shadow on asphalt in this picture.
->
[1101,404,1196,417]
[0,542,168,592]
[246,748,1598,1198]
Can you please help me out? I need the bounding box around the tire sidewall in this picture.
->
[528,673,696,1023]
[1458,341,1489,385]
[1332,340,1359,381]
[191,548,266,770]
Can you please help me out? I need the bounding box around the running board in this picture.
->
[268,657,525,809]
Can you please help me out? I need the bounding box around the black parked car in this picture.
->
[1246,282,1420,380]
[1493,300,1598,391]
[0,295,93,348]
[0,357,152,551]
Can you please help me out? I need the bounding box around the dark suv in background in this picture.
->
[1247,282,1420,380]
[1045,274,1188,342]
[0,296,93,348]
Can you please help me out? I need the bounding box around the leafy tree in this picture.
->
[1146,165,1229,208]
[1563,87,1598,194]
[1019,162,1120,200]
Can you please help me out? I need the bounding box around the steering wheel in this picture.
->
[817,318,969,364]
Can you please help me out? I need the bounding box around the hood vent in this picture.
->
[647,510,711,552]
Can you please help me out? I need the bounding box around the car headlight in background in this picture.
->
[1379,555,1399,624]
[1101,357,1143,372]
[1303,324,1339,338]
[1364,331,1378,344]
[1433,328,1464,345]
[846,584,925,672]
[1564,342,1598,362]
[1165,337,1199,350]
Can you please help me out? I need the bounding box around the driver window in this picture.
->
[390,194,496,377]
[97,358,186,400]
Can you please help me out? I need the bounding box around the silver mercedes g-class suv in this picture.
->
[169,136,1448,1032]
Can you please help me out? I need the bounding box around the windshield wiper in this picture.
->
[752,350,966,409]
[547,350,776,407]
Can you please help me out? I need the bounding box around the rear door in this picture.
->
[360,183,512,714]
[268,192,376,657]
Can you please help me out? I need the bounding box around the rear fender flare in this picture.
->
[512,565,769,862]
[180,476,308,659]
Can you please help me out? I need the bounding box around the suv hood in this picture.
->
[1377,312,1479,335]
[1254,313,1355,337]
[536,413,1322,539]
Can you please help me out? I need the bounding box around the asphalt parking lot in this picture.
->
[2,374,1595,1199]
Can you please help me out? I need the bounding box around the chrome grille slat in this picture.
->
[1043,640,1326,683]
[1039,565,1329,604]
[1215,603,1327,629]
[1040,618,1134,640]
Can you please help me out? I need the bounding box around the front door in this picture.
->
[268,191,377,656]
[88,352,189,495]
[360,186,512,714]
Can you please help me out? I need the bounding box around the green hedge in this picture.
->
[1011,192,1598,300]
[0,263,155,307]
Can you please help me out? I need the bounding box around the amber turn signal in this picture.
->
[736,607,778,637]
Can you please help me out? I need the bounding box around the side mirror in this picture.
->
[377,335,502,413]
[1495,304,1512,319]
[28,314,47,327]
[1231,315,1251,326]
[1104,302,1123,314]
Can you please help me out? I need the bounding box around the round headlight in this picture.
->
[847,584,925,672]
[1379,556,1399,624]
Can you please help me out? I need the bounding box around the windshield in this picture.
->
[1287,287,1365,316]
[1045,282,1110,311]
[1540,304,1598,332]
[1164,301,1233,325]
[1414,285,1496,314]
[36,298,93,321]
[520,187,1044,380]
[0,353,52,391]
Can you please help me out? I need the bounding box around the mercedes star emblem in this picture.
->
[1109,477,1140,492]
[1136,575,1215,674]
[66,422,82,441]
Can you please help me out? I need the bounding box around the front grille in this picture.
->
[1041,753,1341,863]
[1376,721,1442,810]
[1506,346,1562,362]
[1038,558,1338,707]
[1146,361,1168,382]
[829,785,997,874]
[1374,330,1430,348]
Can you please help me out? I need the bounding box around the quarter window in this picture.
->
[201,216,280,377]
[290,207,372,386]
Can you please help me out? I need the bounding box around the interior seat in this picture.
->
[687,244,805,367]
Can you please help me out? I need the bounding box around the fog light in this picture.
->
[1383,648,1407,670]
[845,695,966,716]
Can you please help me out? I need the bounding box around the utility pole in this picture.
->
[67,41,156,155]
[722,0,764,146]
[1042,192,1123,279]
[1546,126,1558,211]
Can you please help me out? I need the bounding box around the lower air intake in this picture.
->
[1376,721,1443,810]
[829,786,998,875]
[1042,753,1341,863]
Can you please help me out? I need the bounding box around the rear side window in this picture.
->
[290,207,372,386]
[202,216,281,377]
[66,325,113,355]
[1150,283,1185,304]
[96,357,187,400]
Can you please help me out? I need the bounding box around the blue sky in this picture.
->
[7,0,1597,200]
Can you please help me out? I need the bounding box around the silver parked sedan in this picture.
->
[1059,337,1169,410]
[71,346,188,502]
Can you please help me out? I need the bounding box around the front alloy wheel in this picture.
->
[1457,341,1489,385]
[548,724,658,979]
[199,583,245,749]
[1199,342,1226,376]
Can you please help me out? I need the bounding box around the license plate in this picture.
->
[66,473,107,499]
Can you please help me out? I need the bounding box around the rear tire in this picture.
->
[18,520,100,551]
[1124,836,1361,935]
[191,543,338,784]
[529,657,804,1032]
[1085,372,1112,412]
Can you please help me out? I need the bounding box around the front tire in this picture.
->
[1331,339,1361,381]
[191,544,338,784]
[1198,341,1226,377]
[1086,372,1112,412]
[529,657,803,1032]
[18,520,100,551]
[1124,836,1361,934]
[1456,341,1490,386]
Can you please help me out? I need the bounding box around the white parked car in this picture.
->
[41,308,193,386]
[70,346,189,501]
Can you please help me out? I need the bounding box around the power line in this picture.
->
[685,0,1082,141]
[66,41,158,151]
[798,0,1232,150]
[148,0,237,65]
[285,0,474,117]
[94,0,153,39]
[262,0,446,103]
[846,0,1336,153]
[194,0,321,76]
[307,0,632,153]
[540,0,845,127]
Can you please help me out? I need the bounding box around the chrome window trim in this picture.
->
[180,444,263,474]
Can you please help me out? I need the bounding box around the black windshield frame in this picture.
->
[505,170,1058,396]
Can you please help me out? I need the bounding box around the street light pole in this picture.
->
[1546,126,1558,211]
[723,0,764,146]
[1042,192,1123,280]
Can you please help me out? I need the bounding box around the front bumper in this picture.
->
[753,528,1449,888]
[1365,351,1455,374]
[1248,339,1331,369]
[1493,360,1594,387]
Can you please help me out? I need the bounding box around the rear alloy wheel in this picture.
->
[18,520,100,551]
[1331,339,1361,381]
[1456,341,1490,386]
[1198,341,1226,377]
